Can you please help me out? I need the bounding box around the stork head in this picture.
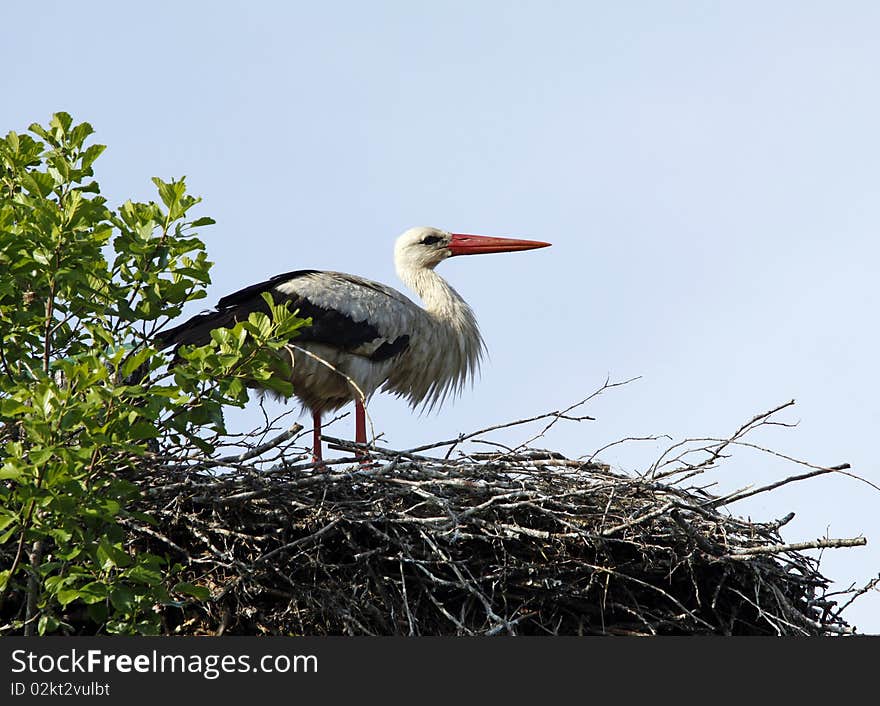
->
[394,226,551,275]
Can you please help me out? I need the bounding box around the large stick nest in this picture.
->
[125,396,866,636]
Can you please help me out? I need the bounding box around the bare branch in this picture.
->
[723,536,866,560]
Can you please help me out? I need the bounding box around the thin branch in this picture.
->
[707,464,855,508]
[723,536,866,560]
[212,422,303,465]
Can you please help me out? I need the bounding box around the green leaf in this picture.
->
[20,171,54,198]
[128,421,159,440]
[80,143,106,168]
[78,581,109,604]
[189,435,215,454]
[125,564,163,586]
[0,462,24,481]
[0,398,29,416]
[0,511,17,532]
[190,216,216,228]
[38,614,60,635]
[109,585,137,613]
[135,619,161,636]
[97,538,130,569]
[173,582,211,601]
[27,122,49,141]
[57,588,82,606]
[49,111,73,136]
[68,119,94,149]
[48,527,72,544]
[5,129,20,152]
[260,376,294,397]
[55,543,83,560]
[248,310,272,338]
[28,448,55,465]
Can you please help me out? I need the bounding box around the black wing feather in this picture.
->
[215,270,318,309]
[157,270,411,361]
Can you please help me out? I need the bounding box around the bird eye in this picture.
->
[421,235,443,246]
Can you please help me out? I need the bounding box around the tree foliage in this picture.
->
[0,112,306,634]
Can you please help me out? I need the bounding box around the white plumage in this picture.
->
[158,226,550,459]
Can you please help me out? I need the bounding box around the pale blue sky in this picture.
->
[4,1,879,632]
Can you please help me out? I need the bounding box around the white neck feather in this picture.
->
[390,264,485,409]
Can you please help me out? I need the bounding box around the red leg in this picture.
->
[355,400,370,462]
[355,400,366,445]
[312,410,323,463]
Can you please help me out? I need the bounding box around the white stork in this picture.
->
[158,226,550,460]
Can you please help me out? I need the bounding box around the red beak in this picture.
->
[448,233,551,257]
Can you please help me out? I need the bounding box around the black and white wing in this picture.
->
[157,270,420,363]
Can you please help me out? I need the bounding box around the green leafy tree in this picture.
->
[0,112,306,634]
